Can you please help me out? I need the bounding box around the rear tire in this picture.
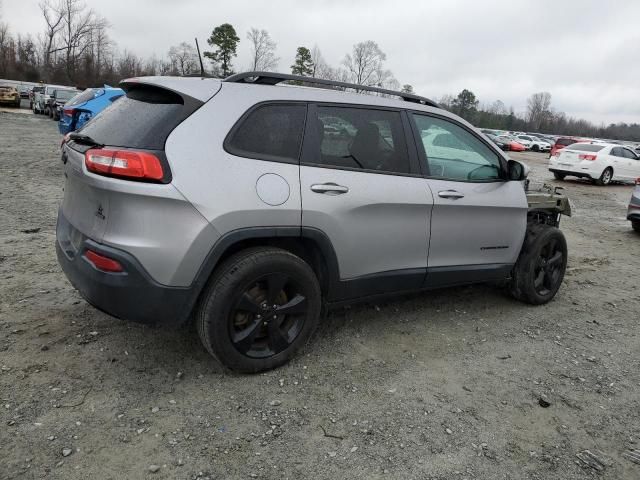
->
[632,220,640,233]
[509,225,567,305]
[553,172,566,181]
[196,247,321,373]
[595,167,613,186]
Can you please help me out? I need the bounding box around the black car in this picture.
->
[48,89,79,120]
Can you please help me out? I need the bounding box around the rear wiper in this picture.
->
[68,133,104,148]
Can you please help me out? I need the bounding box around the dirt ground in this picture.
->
[1,109,639,480]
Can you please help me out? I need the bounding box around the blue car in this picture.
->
[58,86,124,134]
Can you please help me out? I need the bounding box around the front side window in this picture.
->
[311,106,411,174]
[412,114,502,181]
[227,104,306,162]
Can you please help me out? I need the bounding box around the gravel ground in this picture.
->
[1,110,639,480]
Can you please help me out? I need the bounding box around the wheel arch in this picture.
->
[185,227,341,319]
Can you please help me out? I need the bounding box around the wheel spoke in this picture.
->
[534,269,545,289]
[543,270,555,291]
[546,239,557,258]
[547,251,563,268]
[267,321,289,353]
[266,273,288,304]
[276,294,307,316]
[237,293,263,314]
[232,318,263,354]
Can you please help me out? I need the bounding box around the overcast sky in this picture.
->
[3,0,639,125]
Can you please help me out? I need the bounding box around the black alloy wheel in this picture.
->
[532,236,564,297]
[196,247,321,372]
[229,273,308,358]
[509,225,568,305]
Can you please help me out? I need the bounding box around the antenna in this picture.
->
[195,37,205,77]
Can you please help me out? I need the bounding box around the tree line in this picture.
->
[440,89,640,142]
[1,1,637,141]
[0,2,403,90]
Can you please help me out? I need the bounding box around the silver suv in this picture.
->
[56,72,570,372]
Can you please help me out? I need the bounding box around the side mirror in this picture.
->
[507,159,529,181]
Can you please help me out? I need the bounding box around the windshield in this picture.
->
[56,90,77,101]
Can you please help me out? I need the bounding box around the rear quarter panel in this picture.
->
[164,85,303,236]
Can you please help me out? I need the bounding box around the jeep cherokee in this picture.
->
[56,72,570,372]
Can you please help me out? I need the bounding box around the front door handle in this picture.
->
[310,183,349,195]
[438,190,465,199]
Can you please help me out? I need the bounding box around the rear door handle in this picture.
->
[438,190,465,199]
[310,183,349,195]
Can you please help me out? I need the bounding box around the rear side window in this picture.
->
[310,106,411,175]
[566,144,604,152]
[226,104,306,162]
[557,138,576,146]
[79,85,201,150]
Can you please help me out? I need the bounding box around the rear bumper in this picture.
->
[56,211,193,327]
[549,168,595,180]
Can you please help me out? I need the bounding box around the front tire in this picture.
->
[595,167,613,186]
[509,225,567,305]
[532,144,539,152]
[196,247,321,373]
[632,220,640,233]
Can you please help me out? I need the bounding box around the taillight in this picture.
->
[85,149,165,182]
[636,178,640,185]
[84,249,123,273]
[578,154,597,161]
[63,107,75,117]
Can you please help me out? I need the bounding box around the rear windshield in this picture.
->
[78,85,201,150]
[67,88,101,107]
[556,138,576,146]
[0,86,13,92]
[566,143,605,152]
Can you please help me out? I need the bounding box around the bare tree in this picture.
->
[310,45,325,77]
[342,40,388,86]
[527,92,552,130]
[0,21,10,77]
[39,0,64,80]
[117,50,142,79]
[246,28,278,71]
[53,0,106,82]
[168,42,198,76]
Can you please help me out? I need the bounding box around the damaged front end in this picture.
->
[525,181,572,227]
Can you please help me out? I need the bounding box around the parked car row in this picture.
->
[32,85,79,116]
[23,83,125,134]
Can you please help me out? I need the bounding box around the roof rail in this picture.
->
[223,71,440,108]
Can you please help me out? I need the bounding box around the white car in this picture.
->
[515,135,551,152]
[549,142,640,185]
